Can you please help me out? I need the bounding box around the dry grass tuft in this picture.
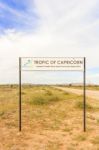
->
[0,85,99,150]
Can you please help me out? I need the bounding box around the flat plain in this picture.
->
[0,85,99,150]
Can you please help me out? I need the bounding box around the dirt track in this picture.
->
[54,87,99,100]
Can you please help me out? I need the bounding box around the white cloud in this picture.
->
[0,0,99,84]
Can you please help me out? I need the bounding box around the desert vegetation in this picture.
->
[0,85,99,150]
[63,85,99,91]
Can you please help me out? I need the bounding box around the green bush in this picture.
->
[30,95,60,105]
[45,90,53,96]
[33,97,49,105]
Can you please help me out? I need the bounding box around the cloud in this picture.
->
[0,0,39,33]
[0,0,99,84]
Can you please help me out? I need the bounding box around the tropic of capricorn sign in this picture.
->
[19,57,86,132]
[21,57,84,71]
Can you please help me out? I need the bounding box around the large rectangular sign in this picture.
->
[21,57,84,71]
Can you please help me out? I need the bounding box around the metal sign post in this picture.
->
[19,57,86,132]
[83,57,86,132]
[19,57,22,131]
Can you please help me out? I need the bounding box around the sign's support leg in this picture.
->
[83,57,86,132]
[19,57,22,131]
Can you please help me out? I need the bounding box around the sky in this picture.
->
[0,0,99,84]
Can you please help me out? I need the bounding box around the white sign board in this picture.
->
[21,57,84,71]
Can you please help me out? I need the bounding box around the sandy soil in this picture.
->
[54,87,99,100]
[0,86,99,150]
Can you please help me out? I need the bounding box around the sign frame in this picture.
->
[19,57,86,132]
[21,57,84,71]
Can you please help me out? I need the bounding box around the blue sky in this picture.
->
[0,0,99,84]
[0,0,38,33]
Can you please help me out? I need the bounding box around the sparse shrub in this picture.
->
[76,101,93,110]
[91,136,99,145]
[63,127,72,132]
[75,134,87,141]
[0,111,5,116]
[32,97,49,105]
[45,90,53,96]
[30,95,60,105]
[63,91,69,95]
[97,119,99,124]
[22,92,26,95]
[49,96,60,102]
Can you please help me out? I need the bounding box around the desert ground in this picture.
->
[54,86,99,100]
[0,85,99,150]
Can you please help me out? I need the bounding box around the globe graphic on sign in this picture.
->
[23,59,32,67]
